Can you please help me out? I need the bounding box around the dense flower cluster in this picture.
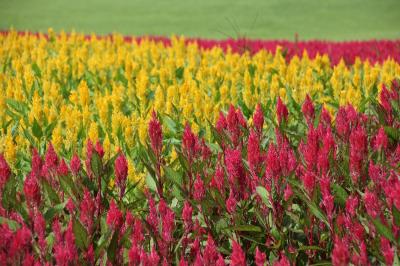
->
[0,30,399,182]
[0,78,399,264]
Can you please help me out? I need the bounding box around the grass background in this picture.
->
[0,0,399,40]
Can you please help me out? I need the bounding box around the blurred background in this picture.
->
[0,0,399,40]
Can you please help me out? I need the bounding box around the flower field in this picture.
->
[0,30,399,265]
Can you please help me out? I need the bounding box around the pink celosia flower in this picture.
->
[302,94,315,125]
[349,125,367,183]
[193,174,205,201]
[182,201,193,230]
[230,240,246,266]
[44,143,58,170]
[128,244,140,265]
[284,185,293,201]
[363,189,381,218]
[0,154,11,190]
[216,111,227,133]
[374,127,388,151]
[182,123,200,161]
[345,195,359,217]
[70,153,81,175]
[31,148,42,178]
[106,200,123,229]
[211,166,225,194]
[380,237,394,266]
[301,171,315,196]
[33,210,46,253]
[255,247,266,266]
[95,140,104,158]
[273,254,290,266]
[57,159,69,176]
[253,103,264,133]
[148,111,163,155]
[204,234,218,264]
[216,254,226,266]
[80,189,95,233]
[332,236,350,266]
[23,175,41,207]
[115,153,128,196]
[276,97,288,124]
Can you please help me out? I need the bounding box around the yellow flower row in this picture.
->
[0,30,399,177]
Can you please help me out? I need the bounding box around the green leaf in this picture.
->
[256,186,272,209]
[175,67,184,80]
[73,218,89,249]
[393,206,400,227]
[42,179,61,205]
[32,118,43,139]
[145,173,157,192]
[231,225,262,232]
[332,184,348,206]
[107,230,119,263]
[44,201,67,222]
[90,152,102,178]
[372,218,395,242]
[297,245,325,252]
[2,175,16,210]
[31,63,42,78]
[0,217,20,231]
[163,166,182,186]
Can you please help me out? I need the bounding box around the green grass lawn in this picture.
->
[0,0,399,40]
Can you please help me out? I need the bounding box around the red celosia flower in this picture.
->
[363,189,381,218]
[115,153,128,196]
[44,143,58,170]
[253,103,264,133]
[332,236,350,266]
[95,140,104,158]
[179,257,188,266]
[10,225,32,258]
[284,184,293,201]
[128,244,140,265]
[148,111,163,155]
[276,97,288,124]
[266,144,280,179]
[320,107,332,127]
[182,201,193,230]
[322,194,334,219]
[349,125,367,183]
[230,240,246,266]
[182,123,200,161]
[255,247,266,266]
[380,237,394,266]
[57,159,69,176]
[0,154,11,190]
[227,105,241,144]
[23,175,41,207]
[33,210,46,254]
[31,148,42,178]
[211,165,225,194]
[70,154,81,175]
[80,189,95,233]
[106,200,123,229]
[273,254,290,266]
[225,148,246,193]
[374,127,388,151]
[345,195,359,217]
[193,174,205,201]
[216,111,227,133]
[301,171,315,196]
[204,234,219,265]
[66,197,75,214]
[302,94,315,125]
[216,254,226,266]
